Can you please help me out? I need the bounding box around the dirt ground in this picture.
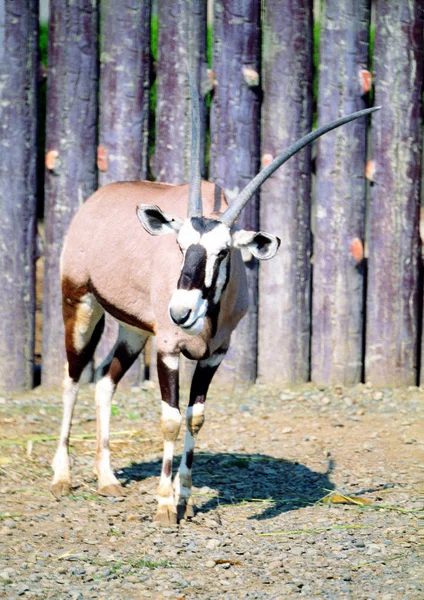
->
[0,381,422,599]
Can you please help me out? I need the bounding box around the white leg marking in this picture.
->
[94,326,147,493]
[161,354,179,371]
[94,375,120,489]
[156,403,182,522]
[157,440,176,506]
[174,403,206,513]
[52,373,79,488]
[161,401,183,431]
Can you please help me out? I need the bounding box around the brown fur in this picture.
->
[61,280,104,381]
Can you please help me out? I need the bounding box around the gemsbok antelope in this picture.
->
[51,74,380,523]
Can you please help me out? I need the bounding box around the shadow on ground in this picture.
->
[119,453,334,520]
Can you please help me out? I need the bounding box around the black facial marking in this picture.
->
[190,216,221,234]
[178,244,207,290]
[209,251,230,296]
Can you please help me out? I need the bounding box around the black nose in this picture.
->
[170,308,191,326]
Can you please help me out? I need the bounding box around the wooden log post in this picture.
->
[366,0,423,386]
[258,0,313,383]
[311,0,371,386]
[42,0,99,387]
[95,0,151,385]
[210,0,261,385]
[153,0,208,183]
[152,1,207,384]
[0,0,38,392]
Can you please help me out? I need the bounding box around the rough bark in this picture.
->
[0,0,38,392]
[258,0,313,383]
[311,0,371,386]
[95,0,151,385]
[42,0,99,387]
[366,0,423,387]
[152,1,207,385]
[153,0,207,183]
[210,0,261,384]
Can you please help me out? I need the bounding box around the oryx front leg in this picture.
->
[95,326,147,497]
[155,352,182,525]
[174,350,226,520]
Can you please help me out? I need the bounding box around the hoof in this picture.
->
[177,498,195,521]
[98,484,126,497]
[51,481,71,499]
[185,499,195,519]
[154,505,178,525]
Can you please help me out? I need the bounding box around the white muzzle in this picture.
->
[168,289,208,335]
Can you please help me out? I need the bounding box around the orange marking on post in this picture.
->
[242,66,259,87]
[262,153,273,167]
[350,238,364,262]
[365,160,376,182]
[97,145,109,172]
[207,68,215,88]
[45,150,59,171]
[358,69,372,94]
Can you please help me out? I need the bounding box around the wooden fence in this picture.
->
[0,0,423,393]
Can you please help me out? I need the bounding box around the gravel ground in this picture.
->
[0,381,422,599]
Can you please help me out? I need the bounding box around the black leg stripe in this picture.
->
[157,355,179,408]
[163,459,172,478]
[186,449,194,470]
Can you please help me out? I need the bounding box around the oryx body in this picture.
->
[53,179,277,524]
[51,72,379,523]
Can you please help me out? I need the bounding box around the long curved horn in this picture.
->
[187,66,202,217]
[219,106,381,227]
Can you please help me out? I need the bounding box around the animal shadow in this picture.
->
[120,453,334,520]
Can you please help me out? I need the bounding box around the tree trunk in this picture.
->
[210,0,261,385]
[95,0,151,385]
[258,0,313,384]
[42,0,99,387]
[311,0,371,386]
[153,0,208,183]
[0,0,38,392]
[366,0,423,386]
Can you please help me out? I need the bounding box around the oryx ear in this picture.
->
[136,205,183,236]
[232,230,281,260]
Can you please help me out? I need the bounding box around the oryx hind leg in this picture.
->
[174,350,226,521]
[52,289,105,499]
[94,325,148,497]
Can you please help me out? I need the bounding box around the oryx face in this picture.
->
[136,205,280,336]
[170,217,232,334]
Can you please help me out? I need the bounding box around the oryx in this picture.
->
[51,74,379,523]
